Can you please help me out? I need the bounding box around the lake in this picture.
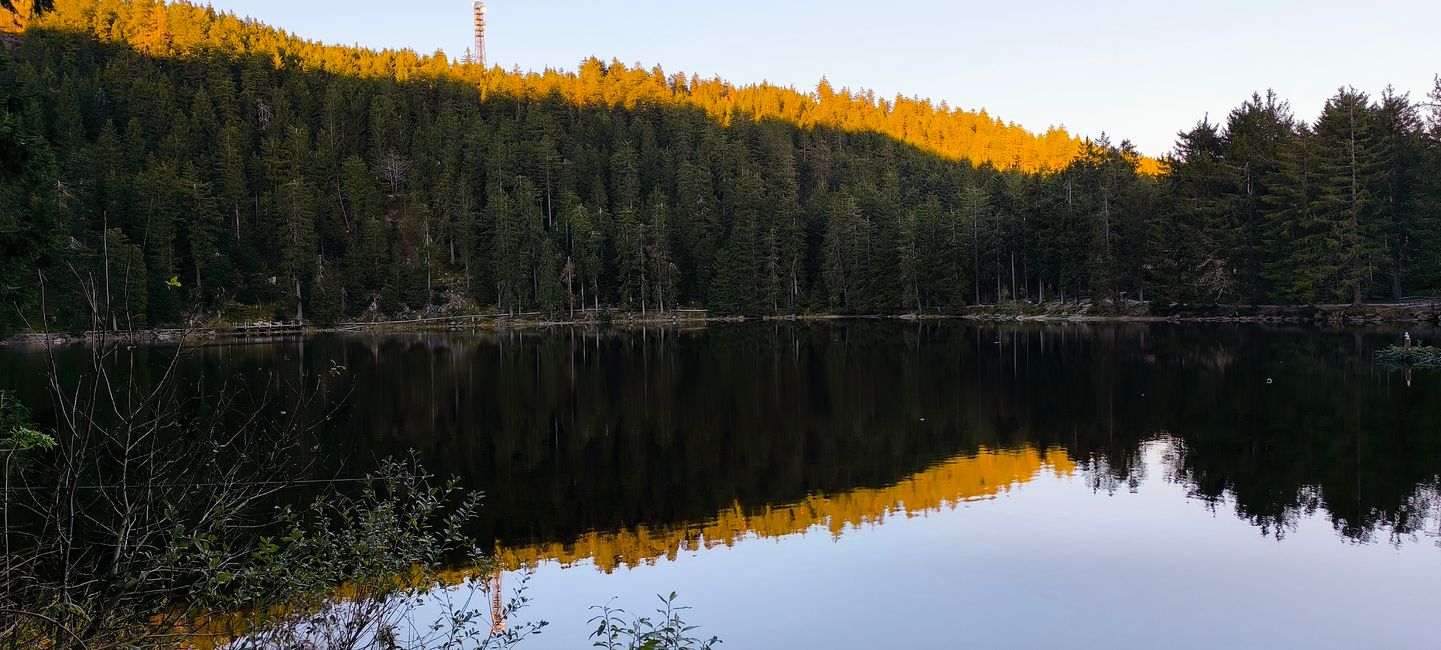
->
[3,322,1439,648]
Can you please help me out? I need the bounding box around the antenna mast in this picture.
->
[472,1,487,68]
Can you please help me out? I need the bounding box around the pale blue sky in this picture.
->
[199,1,1440,156]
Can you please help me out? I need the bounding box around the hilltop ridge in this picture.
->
[9,0,1130,174]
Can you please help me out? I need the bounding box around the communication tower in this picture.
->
[473,1,487,68]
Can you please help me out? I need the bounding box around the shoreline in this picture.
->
[6,301,1439,346]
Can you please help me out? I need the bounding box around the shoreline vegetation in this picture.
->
[7,299,1439,346]
[4,2,1441,347]
[1374,344,1441,369]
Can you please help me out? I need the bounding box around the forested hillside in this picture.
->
[1,0,1439,335]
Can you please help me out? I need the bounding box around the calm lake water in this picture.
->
[4,322,1440,648]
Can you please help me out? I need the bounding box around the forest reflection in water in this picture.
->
[5,321,1441,647]
[4,321,1440,561]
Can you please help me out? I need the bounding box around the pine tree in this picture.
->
[1414,77,1441,292]
[1372,87,1423,299]
[1163,119,1230,302]
[132,162,185,324]
[646,189,677,313]
[183,168,229,305]
[1262,125,1317,302]
[104,228,148,330]
[614,205,646,311]
[896,205,922,312]
[308,259,343,325]
[489,183,525,315]
[1221,91,1292,301]
[761,131,804,310]
[822,192,868,310]
[0,52,60,334]
[537,237,564,316]
[1309,88,1385,304]
[959,183,990,305]
[277,177,318,321]
[215,124,249,242]
[675,156,719,295]
[561,204,598,314]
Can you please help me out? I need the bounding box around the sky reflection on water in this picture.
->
[6,322,1440,648]
[493,439,1440,649]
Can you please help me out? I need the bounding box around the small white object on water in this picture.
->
[1266,378,1273,384]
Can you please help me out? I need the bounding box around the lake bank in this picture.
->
[6,300,1439,346]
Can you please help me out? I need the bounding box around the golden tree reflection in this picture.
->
[484,447,1075,575]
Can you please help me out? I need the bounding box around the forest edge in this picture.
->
[6,300,1439,346]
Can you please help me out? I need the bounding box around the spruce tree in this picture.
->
[1161,119,1229,302]
[1372,88,1423,299]
[1261,125,1315,302]
[1221,92,1291,301]
[1309,88,1385,304]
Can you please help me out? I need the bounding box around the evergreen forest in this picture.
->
[3,0,1440,335]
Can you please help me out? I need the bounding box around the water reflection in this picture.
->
[499,438,1441,649]
[491,446,1076,573]
[3,322,1439,561]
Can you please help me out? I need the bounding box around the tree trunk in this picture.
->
[295,277,305,322]
[996,258,1002,304]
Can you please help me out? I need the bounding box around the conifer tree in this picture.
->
[822,192,868,310]
[646,189,677,313]
[569,204,604,313]
[1372,87,1423,298]
[1309,88,1385,304]
[1262,125,1317,302]
[1161,119,1229,302]
[614,205,646,311]
[1221,92,1291,301]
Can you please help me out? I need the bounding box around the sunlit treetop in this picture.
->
[16,0,1160,174]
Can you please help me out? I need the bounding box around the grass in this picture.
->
[1374,345,1441,369]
